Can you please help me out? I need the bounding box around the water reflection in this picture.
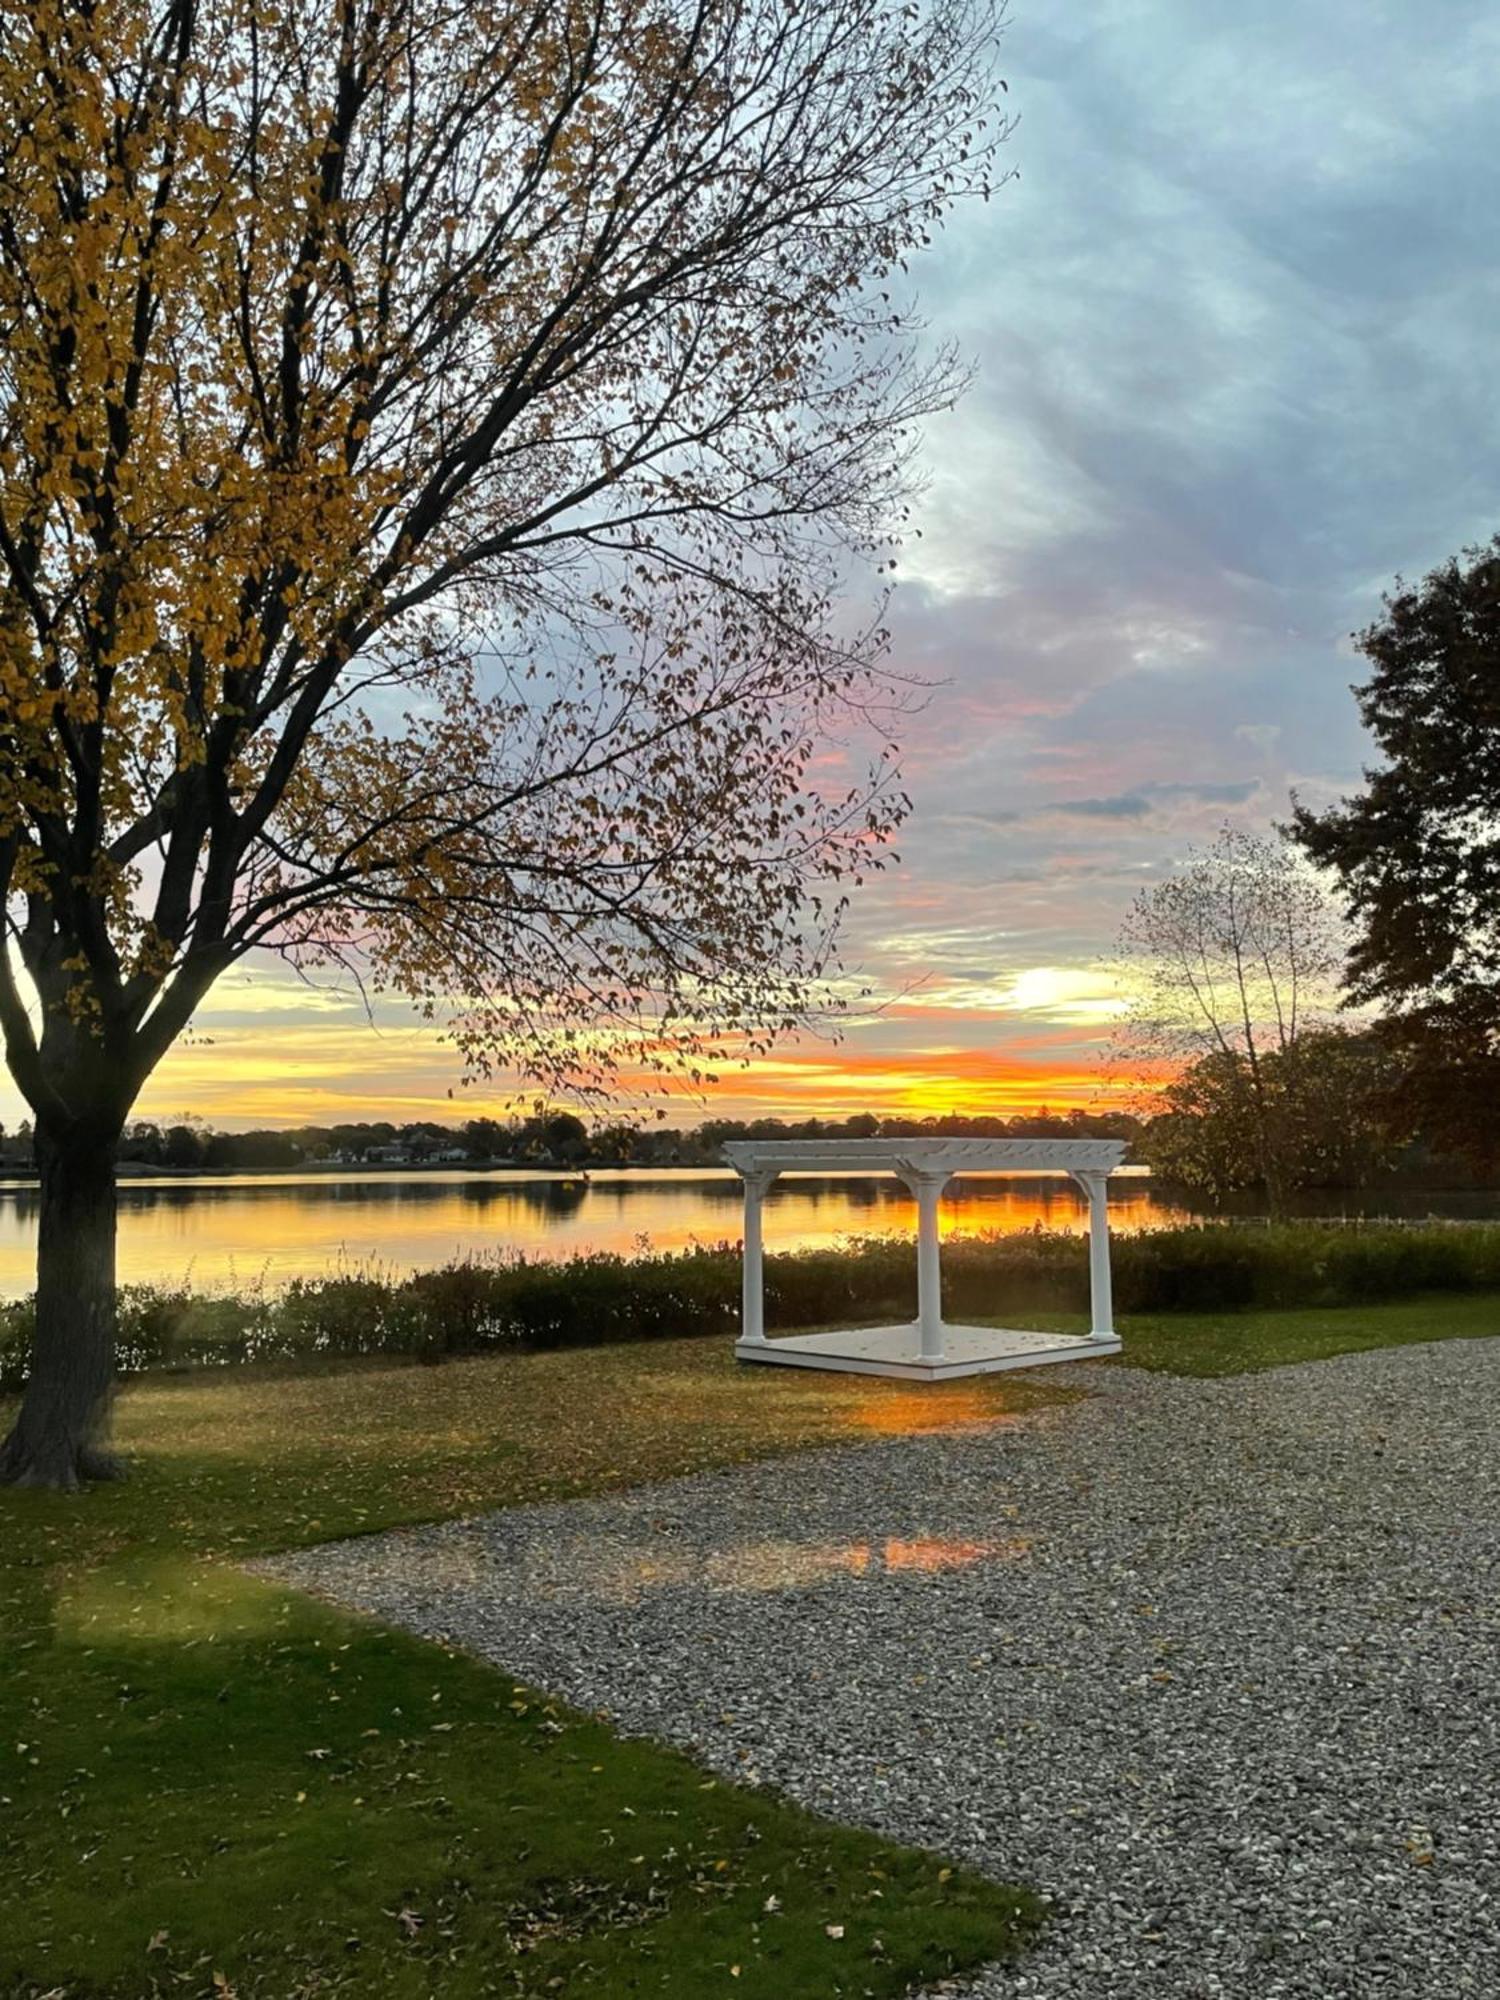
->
[0,1166,1194,1298]
[681,1532,1029,1592]
[408,1527,1030,1605]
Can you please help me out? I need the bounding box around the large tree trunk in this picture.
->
[0,1123,122,1489]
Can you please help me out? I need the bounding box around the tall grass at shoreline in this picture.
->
[8,1220,1500,1390]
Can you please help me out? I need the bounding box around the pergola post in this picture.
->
[738,1169,776,1345]
[904,1168,951,1363]
[1071,1168,1114,1337]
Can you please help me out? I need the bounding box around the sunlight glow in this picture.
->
[0,942,1151,1132]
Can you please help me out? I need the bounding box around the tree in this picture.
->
[1140,1029,1408,1206]
[1138,1050,1258,1205]
[399,1122,450,1161]
[592,1121,637,1163]
[205,1127,299,1169]
[0,0,1008,1484]
[461,1117,508,1162]
[1277,1030,1411,1189]
[1111,826,1342,1215]
[161,1121,207,1170]
[1292,538,1500,1168]
[285,1123,334,1161]
[542,1110,588,1162]
[119,1120,164,1165]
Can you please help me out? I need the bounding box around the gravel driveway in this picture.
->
[266,1338,1500,1998]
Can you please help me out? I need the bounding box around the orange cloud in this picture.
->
[0,958,1153,1133]
[95,1021,1148,1130]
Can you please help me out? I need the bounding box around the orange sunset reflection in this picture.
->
[587,1532,1031,1600]
[0,1167,1190,1299]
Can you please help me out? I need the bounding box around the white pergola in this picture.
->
[723,1137,1127,1381]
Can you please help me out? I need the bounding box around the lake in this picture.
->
[0,1167,1188,1298]
[0,1167,1492,1299]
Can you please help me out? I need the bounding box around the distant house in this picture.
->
[434,1147,469,1163]
[364,1145,411,1164]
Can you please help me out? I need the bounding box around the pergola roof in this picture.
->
[721,1137,1127,1176]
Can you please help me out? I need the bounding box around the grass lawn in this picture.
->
[5,1291,1497,1999]
[1125,1289,1500,1372]
[1,1344,1062,2000]
[1005,1287,1500,1377]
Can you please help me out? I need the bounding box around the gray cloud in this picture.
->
[829,0,1500,1074]
[950,780,1260,829]
[1047,794,1151,822]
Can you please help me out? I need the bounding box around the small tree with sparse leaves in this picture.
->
[1111,827,1343,1216]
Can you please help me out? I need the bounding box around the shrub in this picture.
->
[2,1220,1499,1392]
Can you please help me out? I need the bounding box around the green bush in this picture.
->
[3,1221,1500,1391]
[1110,1222,1500,1312]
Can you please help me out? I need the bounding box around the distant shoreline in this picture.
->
[0,1158,1157,1184]
[0,1158,624,1183]
[0,1161,1488,1206]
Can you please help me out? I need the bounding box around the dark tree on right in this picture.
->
[1292,537,1500,1168]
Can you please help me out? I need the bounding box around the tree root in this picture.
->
[0,1426,128,1490]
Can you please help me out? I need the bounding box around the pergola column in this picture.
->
[738,1169,777,1345]
[902,1167,951,1362]
[1070,1168,1114,1337]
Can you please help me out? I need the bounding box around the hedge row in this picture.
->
[4,1221,1500,1391]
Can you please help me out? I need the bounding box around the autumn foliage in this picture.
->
[0,0,1007,1482]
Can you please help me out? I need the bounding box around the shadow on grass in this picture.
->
[1,1336,1055,1999]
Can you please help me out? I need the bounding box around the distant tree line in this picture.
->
[0,1106,1142,1174]
[113,1112,599,1171]
[0,1083,1475,1202]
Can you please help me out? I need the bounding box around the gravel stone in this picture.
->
[262,1338,1500,1997]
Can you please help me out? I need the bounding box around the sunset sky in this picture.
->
[11,0,1497,1136]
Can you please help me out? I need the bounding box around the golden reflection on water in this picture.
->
[701,1535,1026,1590]
[0,1167,1193,1298]
[411,1529,1032,1604]
[686,1533,1031,1592]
